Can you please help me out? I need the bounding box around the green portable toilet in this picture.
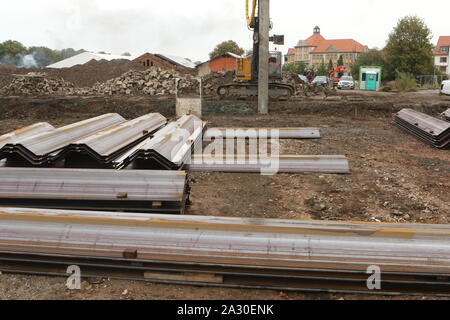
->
[365,72,378,91]
[359,66,382,91]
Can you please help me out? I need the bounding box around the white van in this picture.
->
[441,80,450,95]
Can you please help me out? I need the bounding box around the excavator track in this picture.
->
[217,82,294,101]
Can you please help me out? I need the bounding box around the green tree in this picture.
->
[384,15,435,79]
[328,59,333,71]
[315,63,329,76]
[283,61,307,75]
[337,55,344,66]
[209,40,245,59]
[351,49,386,79]
[0,40,27,57]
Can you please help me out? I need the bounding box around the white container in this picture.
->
[441,80,450,95]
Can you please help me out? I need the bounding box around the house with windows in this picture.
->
[285,26,368,68]
[435,36,450,75]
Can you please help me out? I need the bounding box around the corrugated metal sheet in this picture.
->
[394,109,449,149]
[115,115,206,170]
[0,168,188,213]
[0,114,126,165]
[53,113,167,166]
[0,123,54,149]
[203,127,321,140]
[185,155,350,174]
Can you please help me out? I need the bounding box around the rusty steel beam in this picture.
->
[0,169,188,213]
[0,208,449,295]
[185,155,350,174]
[203,127,321,140]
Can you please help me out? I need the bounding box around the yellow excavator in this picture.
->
[217,0,295,100]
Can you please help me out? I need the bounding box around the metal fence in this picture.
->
[416,75,449,87]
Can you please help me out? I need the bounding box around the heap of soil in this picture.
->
[0,59,146,89]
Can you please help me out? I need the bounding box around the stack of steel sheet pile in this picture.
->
[0,114,126,165]
[114,115,205,170]
[0,168,188,213]
[394,108,450,149]
[53,113,167,168]
[0,207,449,295]
[0,113,168,167]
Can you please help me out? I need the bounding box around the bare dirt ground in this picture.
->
[0,90,449,300]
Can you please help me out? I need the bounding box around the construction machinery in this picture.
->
[329,65,347,87]
[217,0,294,100]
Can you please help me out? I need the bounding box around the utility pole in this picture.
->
[258,0,270,114]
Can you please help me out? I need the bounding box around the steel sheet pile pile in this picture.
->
[394,108,450,149]
[114,114,206,170]
[0,168,188,213]
[0,207,449,295]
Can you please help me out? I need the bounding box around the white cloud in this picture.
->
[0,0,448,62]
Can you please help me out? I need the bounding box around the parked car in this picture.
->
[337,76,355,90]
[440,80,450,96]
[312,76,329,87]
[298,74,308,83]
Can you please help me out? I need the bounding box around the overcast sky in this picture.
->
[1,0,448,62]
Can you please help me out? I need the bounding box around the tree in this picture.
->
[351,49,386,79]
[337,55,344,66]
[315,63,329,76]
[209,40,244,59]
[384,15,435,79]
[328,59,334,71]
[283,61,307,75]
[121,52,132,56]
[0,40,27,57]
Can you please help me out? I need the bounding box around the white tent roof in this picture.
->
[46,52,139,69]
[156,54,196,69]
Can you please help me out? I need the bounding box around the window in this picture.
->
[441,46,449,53]
[441,57,448,63]
[362,73,366,81]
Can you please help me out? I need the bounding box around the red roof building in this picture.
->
[287,26,368,68]
[434,36,450,74]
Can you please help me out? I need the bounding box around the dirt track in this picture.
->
[0,90,449,300]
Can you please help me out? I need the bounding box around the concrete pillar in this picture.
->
[258,0,270,114]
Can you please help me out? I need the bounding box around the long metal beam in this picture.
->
[203,127,321,140]
[0,169,188,213]
[185,155,350,174]
[0,207,449,295]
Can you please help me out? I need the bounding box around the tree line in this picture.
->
[0,40,85,68]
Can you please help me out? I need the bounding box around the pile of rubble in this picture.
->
[201,71,235,96]
[91,67,180,96]
[0,72,76,96]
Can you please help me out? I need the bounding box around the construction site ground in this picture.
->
[0,89,449,300]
